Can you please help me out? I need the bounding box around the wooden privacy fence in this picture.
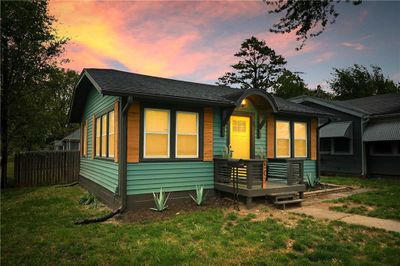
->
[14,150,80,187]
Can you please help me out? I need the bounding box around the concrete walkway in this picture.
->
[290,206,400,233]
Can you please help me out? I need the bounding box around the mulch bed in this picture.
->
[305,183,339,192]
[115,197,233,224]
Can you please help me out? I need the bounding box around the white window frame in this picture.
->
[294,122,307,158]
[143,108,170,159]
[175,111,199,158]
[275,120,291,158]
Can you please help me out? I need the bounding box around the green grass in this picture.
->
[2,186,400,265]
[322,176,400,220]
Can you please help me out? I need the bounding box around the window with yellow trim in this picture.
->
[144,109,170,158]
[108,111,115,158]
[95,117,101,157]
[294,122,307,157]
[94,110,114,159]
[176,112,198,158]
[276,121,290,158]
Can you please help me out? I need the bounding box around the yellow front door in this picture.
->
[230,115,250,159]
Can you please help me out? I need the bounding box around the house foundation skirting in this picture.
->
[79,175,120,210]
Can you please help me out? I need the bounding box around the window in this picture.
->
[144,109,170,158]
[95,117,101,157]
[332,138,352,154]
[101,115,107,157]
[94,110,114,159]
[82,121,87,157]
[276,121,290,158]
[294,122,307,157]
[176,112,198,158]
[370,141,400,156]
[108,111,115,157]
[320,138,331,154]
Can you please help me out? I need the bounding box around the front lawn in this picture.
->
[322,176,400,220]
[2,185,400,265]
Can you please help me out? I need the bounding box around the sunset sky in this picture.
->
[49,0,400,90]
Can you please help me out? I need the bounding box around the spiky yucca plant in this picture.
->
[151,188,170,212]
[189,185,208,206]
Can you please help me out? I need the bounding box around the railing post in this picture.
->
[247,161,253,189]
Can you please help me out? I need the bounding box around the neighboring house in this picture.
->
[69,69,329,210]
[53,129,80,151]
[291,93,400,177]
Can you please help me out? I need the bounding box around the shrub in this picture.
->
[189,185,208,206]
[151,188,170,212]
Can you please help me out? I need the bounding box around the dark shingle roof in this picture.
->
[333,93,400,115]
[70,68,331,122]
[85,68,236,105]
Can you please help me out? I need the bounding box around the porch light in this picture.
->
[241,99,247,107]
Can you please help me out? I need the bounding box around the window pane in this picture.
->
[294,122,306,139]
[176,112,197,134]
[145,109,169,133]
[96,118,101,156]
[145,134,169,157]
[177,135,197,157]
[101,115,107,157]
[276,121,290,139]
[294,122,307,157]
[108,111,114,157]
[320,138,331,152]
[295,140,307,157]
[371,141,393,155]
[333,138,351,153]
[277,139,290,157]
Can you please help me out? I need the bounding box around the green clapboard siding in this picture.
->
[127,162,214,195]
[303,160,317,184]
[80,158,119,192]
[213,104,267,157]
[80,85,119,193]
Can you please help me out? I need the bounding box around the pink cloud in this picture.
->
[359,10,368,22]
[341,42,366,51]
[313,51,335,63]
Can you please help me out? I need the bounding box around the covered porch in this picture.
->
[214,158,306,208]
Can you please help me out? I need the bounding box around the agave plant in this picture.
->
[305,173,318,188]
[151,188,170,212]
[189,185,208,206]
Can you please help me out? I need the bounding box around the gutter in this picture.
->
[119,96,134,212]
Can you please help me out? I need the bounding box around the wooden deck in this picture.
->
[215,180,305,198]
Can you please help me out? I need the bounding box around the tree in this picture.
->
[1,0,68,187]
[329,64,400,100]
[273,70,311,99]
[217,36,287,92]
[310,85,334,100]
[266,0,362,50]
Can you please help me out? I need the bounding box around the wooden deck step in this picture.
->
[274,198,303,209]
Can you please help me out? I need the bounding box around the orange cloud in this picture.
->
[49,0,319,82]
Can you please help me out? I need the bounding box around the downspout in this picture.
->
[119,96,134,212]
[317,118,332,181]
[74,96,133,225]
[360,116,370,177]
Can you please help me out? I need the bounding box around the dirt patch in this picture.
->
[115,197,232,224]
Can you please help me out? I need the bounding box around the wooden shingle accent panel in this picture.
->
[127,100,140,163]
[114,101,120,162]
[311,118,317,160]
[267,114,275,158]
[203,107,213,161]
[91,115,95,159]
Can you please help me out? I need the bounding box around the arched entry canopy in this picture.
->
[219,89,278,137]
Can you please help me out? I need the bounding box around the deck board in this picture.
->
[215,180,305,197]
